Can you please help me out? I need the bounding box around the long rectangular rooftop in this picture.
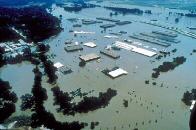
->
[152,30,178,38]
[96,17,120,22]
[100,24,116,28]
[116,21,132,25]
[114,41,157,57]
[129,34,171,47]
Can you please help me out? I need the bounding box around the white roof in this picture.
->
[40,125,51,130]
[5,48,11,52]
[104,35,118,39]
[105,45,112,50]
[115,41,134,51]
[144,45,149,48]
[114,41,157,57]
[132,47,157,57]
[74,31,95,34]
[134,42,142,46]
[108,68,128,78]
[83,42,96,48]
[54,62,64,69]
[190,100,196,111]
[75,41,79,45]
[152,48,158,51]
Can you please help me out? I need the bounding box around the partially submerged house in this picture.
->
[64,45,83,52]
[116,21,132,25]
[79,53,100,62]
[83,42,97,48]
[54,62,64,69]
[102,67,128,79]
[100,50,120,59]
[100,24,116,29]
[54,62,72,75]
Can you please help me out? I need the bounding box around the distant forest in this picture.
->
[0,0,54,6]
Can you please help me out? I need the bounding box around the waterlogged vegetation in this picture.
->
[52,87,117,115]
[0,6,62,43]
[19,65,117,129]
[28,67,87,129]
[152,56,186,78]
[105,6,144,15]
[182,89,196,106]
[0,79,17,123]
[0,4,117,130]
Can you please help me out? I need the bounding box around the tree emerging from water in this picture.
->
[0,79,18,123]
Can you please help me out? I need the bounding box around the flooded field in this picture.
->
[0,1,196,130]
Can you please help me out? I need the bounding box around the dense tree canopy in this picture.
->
[0,79,18,123]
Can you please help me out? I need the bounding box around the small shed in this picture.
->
[83,42,97,48]
[54,62,64,69]
[54,62,72,75]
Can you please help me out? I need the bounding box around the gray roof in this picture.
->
[79,53,100,62]
[100,50,120,59]
[64,45,83,52]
